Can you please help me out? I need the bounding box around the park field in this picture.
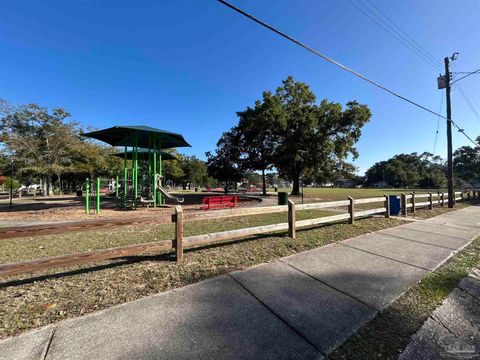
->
[273,187,445,202]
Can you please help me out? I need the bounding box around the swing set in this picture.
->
[83,125,190,214]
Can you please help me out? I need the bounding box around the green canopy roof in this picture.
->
[83,125,191,149]
[111,149,176,161]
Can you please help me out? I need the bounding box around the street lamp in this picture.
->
[9,159,14,209]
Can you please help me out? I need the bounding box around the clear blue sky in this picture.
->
[1,0,479,174]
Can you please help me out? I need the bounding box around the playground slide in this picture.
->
[156,176,184,203]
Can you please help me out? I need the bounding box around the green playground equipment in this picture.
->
[83,126,190,212]
[84,177,108,214]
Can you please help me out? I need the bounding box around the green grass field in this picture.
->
[274,187,445,201]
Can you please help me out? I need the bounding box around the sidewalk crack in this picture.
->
[227,273,325,357]
[379,232,457,250]
[429,314,459,339]
[339,242,432,272]
[42,326,57,360]
[279,259,378,312]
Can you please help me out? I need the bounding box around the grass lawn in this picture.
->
[0,208,333,263]
[331,235,480,359]
[274,187,446,202]
[0,202,473,339]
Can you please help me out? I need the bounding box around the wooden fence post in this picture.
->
[288,200,296,239]
[441,192,445,206]
[410,192,416,215]
[474,190,477,200]
[175,206,183,263]
[428,192,433,210]
[348,196,354,224]
[401,193,407,216]
[384,194,390,218]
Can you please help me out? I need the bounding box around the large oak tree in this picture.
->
[208,76,372,195]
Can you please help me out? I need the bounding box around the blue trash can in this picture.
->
[389,195,401,215]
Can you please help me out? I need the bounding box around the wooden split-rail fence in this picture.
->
[0,190,477,278]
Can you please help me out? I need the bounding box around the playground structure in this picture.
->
[83,126,190,213]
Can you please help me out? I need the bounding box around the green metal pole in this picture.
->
[123,143,127,208]
[85,178,90,214]
[159,152,163,205]
[148,136,152,199]
[132,149,135,207]
[134,137,138,208]
[96,177,100,214]
[153,136,157,208]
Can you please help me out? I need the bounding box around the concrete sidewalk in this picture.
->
[1,206,479,359]
[400,269,480,359]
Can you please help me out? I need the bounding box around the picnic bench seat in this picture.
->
[200,196,238,210]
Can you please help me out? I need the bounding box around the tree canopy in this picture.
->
[453,136,480,187]
[206,130,243,193]
[207,76,372,195]
[365,152,447,188]
[0,101,122,194]
[164,150,211,189]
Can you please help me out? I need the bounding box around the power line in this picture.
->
[433,92,444,155]
[452,122,479,147]
[349,0,442,71]
[451,68,480,84]
[452,69,480,74]
[455,83,480,123]
[216,0,480,149]
[363,0,441,68]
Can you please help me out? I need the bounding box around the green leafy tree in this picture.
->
[206,130,243,194]
[272,77,371,195]
[235,93,279,195]
[209,76,371,195]
[365,152,447,188]
[454,136,480,186]
[0,103,78,194]
[181,155,209,189]
[0,100,121,194]
[163,150,185,186]
[242,171,263,188]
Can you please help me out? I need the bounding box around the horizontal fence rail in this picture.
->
[185,205,288,221]
[0,240,172,278]
[353,197,386,204]
[295,200,350,210]
[0,190,477,277]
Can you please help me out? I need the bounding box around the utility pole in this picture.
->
[444,56,454,208]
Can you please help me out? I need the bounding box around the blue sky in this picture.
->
[0,0,479,174]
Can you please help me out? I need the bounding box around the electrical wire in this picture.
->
[452,122,479,146]
[216,0,480,149]
[455,83,480,123]
[349,0,442,71]
[451,68,480,84]
[363,0,441,68]
[433,92,444,155]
